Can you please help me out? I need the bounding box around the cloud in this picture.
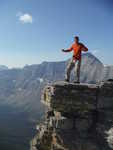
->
[17,12,33,24]
[92,50,99,55]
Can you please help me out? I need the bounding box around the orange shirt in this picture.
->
[69,43,88,60]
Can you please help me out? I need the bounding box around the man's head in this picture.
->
[74,36,79,43]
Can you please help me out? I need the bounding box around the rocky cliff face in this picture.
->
[31,80,113,150]
[0,53,112,116]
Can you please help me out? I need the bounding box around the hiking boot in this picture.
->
[74,81,80,84]
[65,79,69,82]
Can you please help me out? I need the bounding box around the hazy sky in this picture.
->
[0,0,113,68]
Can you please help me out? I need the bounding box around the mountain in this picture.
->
[0,53,113,150]
[0,65,8,71]
[102,65,113,81]
[0,53,112,116]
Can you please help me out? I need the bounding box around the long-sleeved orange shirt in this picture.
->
[69,43,88,60]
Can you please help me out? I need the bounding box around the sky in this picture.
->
[0,0,113,68]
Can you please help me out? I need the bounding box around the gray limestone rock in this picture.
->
[31,80,113,150]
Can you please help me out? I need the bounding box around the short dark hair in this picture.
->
[74,36,79,41]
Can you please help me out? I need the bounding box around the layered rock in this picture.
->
[31,80,113,150]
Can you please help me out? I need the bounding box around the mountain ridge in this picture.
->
[0,53,112,117]
[0,65,8,71]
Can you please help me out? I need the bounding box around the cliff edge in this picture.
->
[31,80,113,150]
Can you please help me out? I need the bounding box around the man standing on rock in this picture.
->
[62,36,88,83]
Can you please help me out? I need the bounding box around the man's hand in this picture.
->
[61,49,71,52]
[61,49,66,52]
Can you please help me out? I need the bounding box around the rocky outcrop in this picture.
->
[0,53,113,116]
[31,80,113,150]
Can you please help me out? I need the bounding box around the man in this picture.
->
[62,36,88,83]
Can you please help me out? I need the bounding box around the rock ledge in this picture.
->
[31,80,113,150]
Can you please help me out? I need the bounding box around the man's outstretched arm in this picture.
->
[61,46,73,52]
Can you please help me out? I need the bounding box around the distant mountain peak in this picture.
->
[0,65,8,71]
[82,52,103,65]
